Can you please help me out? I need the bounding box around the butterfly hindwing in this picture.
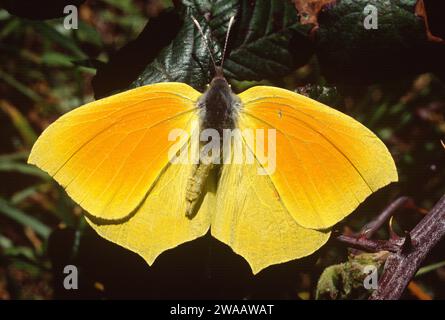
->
[87,157,213,266]
[212,144,330,274]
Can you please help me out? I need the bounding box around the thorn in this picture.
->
[388,216,401,240]
[401,232,414,254]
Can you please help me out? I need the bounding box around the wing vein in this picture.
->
[51,108,197,179]
[241,108,374,193]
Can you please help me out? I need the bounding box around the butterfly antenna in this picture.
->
[191,15,218,72]
[220,16,235,68]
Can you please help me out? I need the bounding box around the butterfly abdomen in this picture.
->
[185,161,214,218]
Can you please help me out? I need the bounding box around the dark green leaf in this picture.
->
[416,261,445,277]
[95,0,313,94]
[0,100,37,147]
[71,59,106,70]
[2,0,85,20]
[314,0,442,84]
[29,21,86,59]
[223,0,313,82]
[93,9,183,98]
[0,151,29,162]
[131,4,224,91]
[0,198,51,239]
[0,161,50,180]
[135,0,312,90]
[41,52,76,67]
[0,69,42,102]
[11,184,45,205]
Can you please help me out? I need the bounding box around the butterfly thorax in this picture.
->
[185,75,240,218]
[199,76,238,133]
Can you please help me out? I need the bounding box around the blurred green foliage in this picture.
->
[0,0,444,299]
[0,0,161,299]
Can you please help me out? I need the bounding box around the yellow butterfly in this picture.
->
[28,17,397,274]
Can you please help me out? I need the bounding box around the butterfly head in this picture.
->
[204,71,233,107]
[210,66,229,89]
[213,66,225,79]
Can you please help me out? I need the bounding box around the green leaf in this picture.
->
[76,21,103,47]
[0,234,13,249]
[0,100,37,147]
[71,59,106,70]
[102,0,141,13]
[116,0,312,92]
[0,161,50,180]
[314,0,432,84]
[41,52,76,67]
[416,261,445,277]
[93,10,183,98]
[0,234,36,261]
[2,0,85,20]
[10,184,46,205]
[132,3,226,91]
[29,21,86,59]
[0,69,42,102]
[0,198,51,239]
[223,0,312,82]
[0,151,29,162]
[0,17,21,39]
[316,251,389,300]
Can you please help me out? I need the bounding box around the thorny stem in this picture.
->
[370,194,445,300]
[335,196,413,253]
[336,234,402,253]
[360,196,414,239]
[335,194,445,300]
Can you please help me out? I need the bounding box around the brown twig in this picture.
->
[336,234,402,253]
[360,196,413,239]
[370,194,445,300]
[335,194,445,299]
[336,196,412,252]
